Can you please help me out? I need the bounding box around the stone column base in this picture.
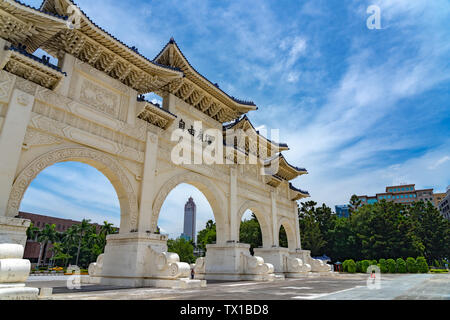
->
[291,249,332,273]
[0,286,39,300]
[89,276,206,289]
[194,242,275,281]
[88,232,206,288]
[0,243,38,300]
[254,247,311,278]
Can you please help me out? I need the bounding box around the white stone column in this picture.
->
[137,131,159,233]
[162,93,177,114]
[293,202,301,250]
[271,191,279,247]
[0,88,35,217]
[229,166,238,242]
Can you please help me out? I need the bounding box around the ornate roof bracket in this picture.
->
[136,99,176,130]
[289,183,310,200]
[0,0,67,53]
[223,115,290,160]
[263,153,308,181]
[38,0,183,94]
[264,175,283,188]
[1,45,66,90]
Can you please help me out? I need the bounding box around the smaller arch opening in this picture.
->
[279,225,288,248]
[239,209,262,256]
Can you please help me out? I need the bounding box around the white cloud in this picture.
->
[428,156,450,170]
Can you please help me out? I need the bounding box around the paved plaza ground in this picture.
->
[25,272,449,300]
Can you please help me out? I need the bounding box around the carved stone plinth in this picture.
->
[0,217,30,248]
[88,232,205,288]
[254,247,311,278]
[194,243,275,281]
[0,243,38,300]
[291,249,332,273]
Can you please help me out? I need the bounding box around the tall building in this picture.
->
[433,192,446,208]
[335,205,350,218]
[356,184,438,207]
[181,197,196,243]
[438,186,450,220]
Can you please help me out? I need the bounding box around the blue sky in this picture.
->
[20,0,450,238]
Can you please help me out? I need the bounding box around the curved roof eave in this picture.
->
[223,115,289,150]
[154,38,257,110]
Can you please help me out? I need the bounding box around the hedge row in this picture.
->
[342,257,429,273]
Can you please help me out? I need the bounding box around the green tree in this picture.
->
[349,195,362,214]
[100,221,116,236]
[37,224,58,267]
[408,202,450,264]
[240,214,262,255]
[299,215,325,256]
[347,259,356,273]
[298,201,336,256]
[378,259,388,273]
[328,217,356,261]
[279,226,288,248]
[416,256,429,273]
[350,202,424,260]
[51,242,71,267]
[196,220,216,252]
[406,257,418,273]
[167,238,195,263]
[386,259,396,273]
[355,261,362,273]
[72,219,92,266]
[361,260,370,273]
[396,258,407,273]
[26,222,40,242]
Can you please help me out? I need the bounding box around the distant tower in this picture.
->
[181,197,196,243]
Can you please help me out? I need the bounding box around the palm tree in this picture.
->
[51,242,71,267]
[26,222,40,242]
[37,224,58,267]
[100,221,115,236]
[73,219,91,266]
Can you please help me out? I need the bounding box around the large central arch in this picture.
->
[151,171,228,244]
[6,147,139,232]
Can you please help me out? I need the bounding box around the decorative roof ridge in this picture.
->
[223,115,289,149]
[39,0,183,75]
[154,38,257,107]
[12,0,68,20]
[7,44,67,75]
[278,153,307,173]
[289,183,310,196]
[137,95,177,118]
